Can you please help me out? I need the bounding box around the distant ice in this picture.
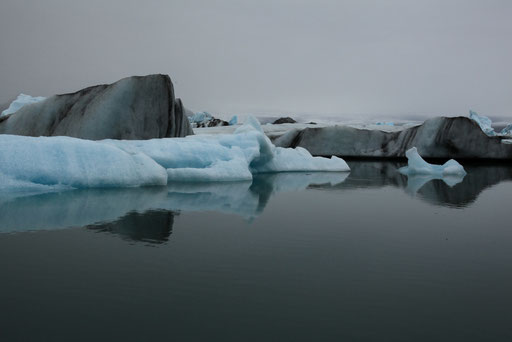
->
[0,116,349,190]
[501,124,512,136]
[399,147,466,177]
[1,94,46,117]
[188,111,213,125]
[469,110,512,137]
[469,110,496,136]
[229,115,238,125]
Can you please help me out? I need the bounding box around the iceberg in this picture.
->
[375,122,394,126]
[469,110,495,136]
[1,94,46,117]
[399,147,466,177]
[0,135,168,189]
[468,110,512,137]
[0,76,193,139]
[229,115,238,125]
[187,111,231,128]
[189,111,213,125]
[0,116,349,190]
[277,116,512,160]
[501,124,512,136]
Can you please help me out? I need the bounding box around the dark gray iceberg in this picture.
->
[0,74,193,140]
[275,116,512,159]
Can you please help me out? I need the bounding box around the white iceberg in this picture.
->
[399,147,466,177]
[1,94,46,117]
[0,116,349,190]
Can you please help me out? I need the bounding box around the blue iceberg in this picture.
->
[469,110,511,137]
[399,147,466,177]
[229,115,238,125]
[1,94,46,117]
[0,116,349,190]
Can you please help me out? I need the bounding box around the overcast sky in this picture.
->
[1,0,511,118]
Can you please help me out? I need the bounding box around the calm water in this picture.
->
[1,161,512,341]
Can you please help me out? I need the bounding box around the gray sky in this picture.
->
[1,0,511,118]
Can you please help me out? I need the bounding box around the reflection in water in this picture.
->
[1,162,511,234]
[0,172,348,234]
[411,165,512,208]
[319,161,512,208]
[87,210,175,244]
[404,175,464,195]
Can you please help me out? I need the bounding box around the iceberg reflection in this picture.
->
[0,172,349,234]
[1,162,510,235]
[87,209,176,244]
[404,174,465,196]
[333,161,512,208]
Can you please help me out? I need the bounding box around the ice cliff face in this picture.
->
[275,116,512,159]
[0,75,193,140]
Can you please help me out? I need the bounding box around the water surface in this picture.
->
[1,161,511,341]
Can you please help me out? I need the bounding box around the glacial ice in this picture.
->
[1,94,46,117]
[404,174,465,196]
[469,110,495,136]
[229,115,238,125]
[0,116,349,190]
[0,135,168,189]
[188,111,213,125]
[468,110,512,137]
[501,124,512,136]
[399,147,466,177]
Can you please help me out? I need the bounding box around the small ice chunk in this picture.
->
[399,147,466,176]
[1,94,46,116]
[502,139,512,145]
